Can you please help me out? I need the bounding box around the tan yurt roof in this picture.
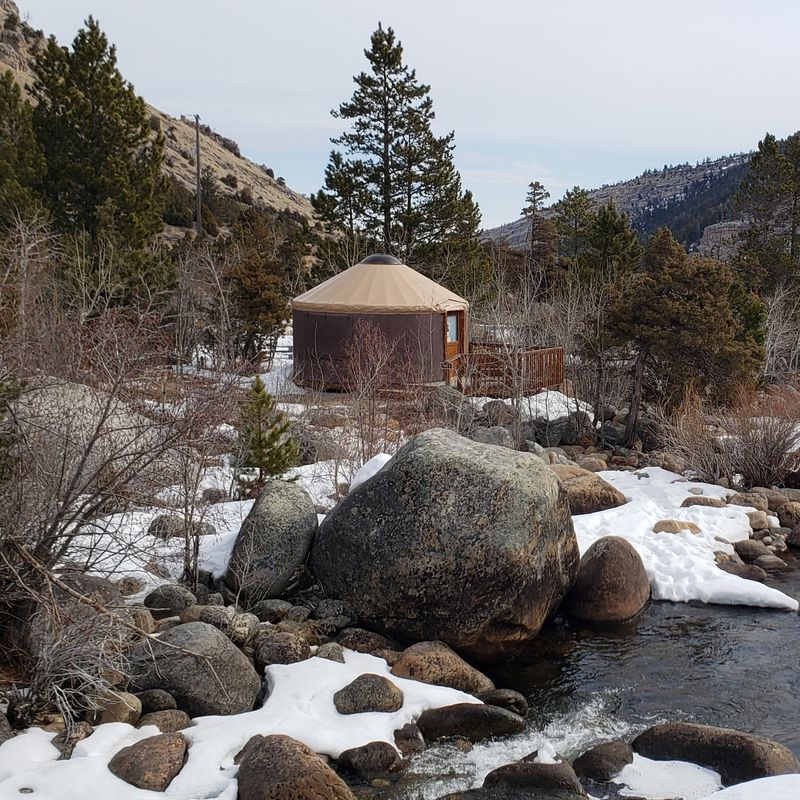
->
[292,254,469,314]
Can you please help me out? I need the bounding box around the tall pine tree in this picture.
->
[0,71,45,228]
[735,131,800,290]
[31,17,166,252]
[553,185,593,269]
[581,200,642,281]
[313,24,481,267]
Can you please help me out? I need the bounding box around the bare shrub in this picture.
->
[726,387,800,487]
[654,394,733,483]
[657,388,800,487]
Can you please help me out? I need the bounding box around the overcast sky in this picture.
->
[17,1,800,228]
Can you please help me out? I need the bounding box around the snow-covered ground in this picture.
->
[469,389,592,422]
[573,467,798,611]
[0,651,477,799]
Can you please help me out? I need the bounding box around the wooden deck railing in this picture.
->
[446,345,564,398]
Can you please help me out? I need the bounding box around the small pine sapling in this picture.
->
[235,375,298,494]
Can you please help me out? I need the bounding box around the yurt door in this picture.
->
[444,311,465,361]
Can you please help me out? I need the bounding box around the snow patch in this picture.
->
[613,754,722,799]
[573,467,798,611]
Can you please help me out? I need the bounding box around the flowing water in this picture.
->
[394,562,800,798]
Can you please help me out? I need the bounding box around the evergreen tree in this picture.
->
[235,375,298,493]
[581,200,642,280]
[0,71,45,228]
[315,24,481,265]
[608,228,762,442]
[31,17,166,251]
[520,180,550,265]
[736,132,800,290]
[224,210,300,362]
[553,186,594,269]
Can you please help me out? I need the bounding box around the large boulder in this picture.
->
[417,703,526,742]
[224,479,317,601]
[236,734,356,800]
[108,733,187,792]
[550,464,627,515]
[632,722,800,786]
[310,429,579,662]
[564,536,650,624]
[128,622,261,717]
[391,641,494,694]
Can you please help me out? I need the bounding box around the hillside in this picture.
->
[0,0,314,224]
[483,153,751,251]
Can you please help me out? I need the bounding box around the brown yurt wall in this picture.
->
[293,310,445,388]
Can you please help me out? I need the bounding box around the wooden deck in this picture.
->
[446,344,564,398]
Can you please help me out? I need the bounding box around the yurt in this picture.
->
[292,254,469,389]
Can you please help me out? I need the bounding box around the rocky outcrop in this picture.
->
[224,480,317,601]
[129,622,261,717]
[236,734,356,800]
[565,536,650,624]
[632,722,800,786]
[550,465,627,515]
[108,733,187,792]
[391,641,494,695]
[310,429,579,662]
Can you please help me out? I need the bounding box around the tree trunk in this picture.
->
[624,347,646,445]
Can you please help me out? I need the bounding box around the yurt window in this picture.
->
[447,312,460,342]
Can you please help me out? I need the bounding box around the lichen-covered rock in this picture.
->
[236,734,356,800]
[632,722,800,786]
[137,709,192,733]
[550,464,627,515]
[337,741,403,779]
[107,733,187,791]
[224,480,317,600]
[311,429,579,662]
[0,711,13,745]
[565,536,650,624]
[144,584,196,620]
[333,674,403,714]
[254,630,311,673]
[681,496,726,509]
[391,641,494,694]
[335,628,398,654]
[728,492,770,512]
[135,689,177,713]
[776,501,800,529]
[129,622,260,717]
[89,691,141,725]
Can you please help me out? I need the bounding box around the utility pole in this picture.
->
[194,114,202,235]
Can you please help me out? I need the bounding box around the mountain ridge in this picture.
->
[482,152,752,254]
[0,0,315,224]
